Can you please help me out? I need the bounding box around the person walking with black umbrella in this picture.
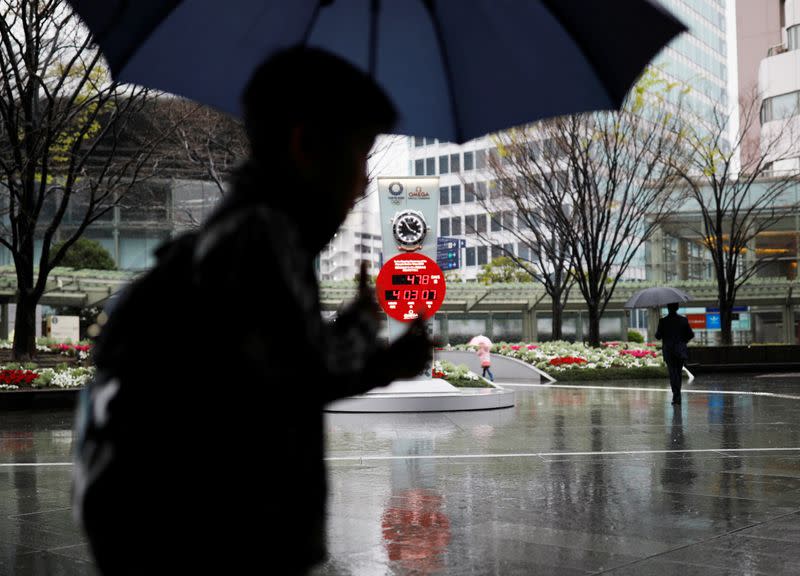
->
[655,302,695,405]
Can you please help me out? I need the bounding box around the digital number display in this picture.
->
[391,274,431,285]
[384,289,438,301]
[376,254,446,322]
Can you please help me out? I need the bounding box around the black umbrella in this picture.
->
[67,0,686,143]
[624,287,693,309]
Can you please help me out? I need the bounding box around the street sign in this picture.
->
[376,253,447,322]
[436,236,461,271]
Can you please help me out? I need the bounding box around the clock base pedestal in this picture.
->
[325,378,515,413]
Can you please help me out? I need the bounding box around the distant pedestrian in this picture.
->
[655,302,694,405]
[478,344,494,382]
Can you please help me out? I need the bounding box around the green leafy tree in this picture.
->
[477,257,534,284]
[52,238,116,270]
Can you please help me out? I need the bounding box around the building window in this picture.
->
[475,149,487,170]
[477,246,488,265]
[450,185,461,204]
[450,153,460,172]
[415,159,425,176]
[789,25,800,51]
[491,245,503,260]
[504,243,515,256]
[465,215,476,234]
[451,216,462,235]
[426,157,436,175]
[476,181,487,200]
[439,186,449,205]
[491,212,502,232]
[425,137,437,146]
[464,151,474,171]
[466,247,476,266]
[439,155,449,174]
[518,242,530,261]
[414,136,425,147]
[440,217,450,236]
[465,183,476,203]
[476,214,487,234]
[761,91,800,123]
[503,211,515,230]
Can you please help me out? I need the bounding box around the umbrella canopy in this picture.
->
[67,0,686,143]
[468,335,492,348]
[624,287,692,309]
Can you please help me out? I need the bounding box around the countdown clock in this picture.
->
[376,253,446,322]
[391,209,428,252]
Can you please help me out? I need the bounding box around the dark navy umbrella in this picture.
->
[68,0,686,144]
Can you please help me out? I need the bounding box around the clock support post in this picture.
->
[377,177,441,378]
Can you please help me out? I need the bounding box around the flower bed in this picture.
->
[452,340,667,380]
[0,364,94,391]
[433,360,494,388]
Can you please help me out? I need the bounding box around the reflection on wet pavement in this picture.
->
[1,375,800,574]
[316,375,800,575]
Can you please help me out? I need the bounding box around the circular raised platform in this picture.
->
[325,378,515,413]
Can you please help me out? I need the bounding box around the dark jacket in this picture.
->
[655,312,695,360]
[75,168,392,574]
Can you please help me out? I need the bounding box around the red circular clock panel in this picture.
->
[376,253,447,322]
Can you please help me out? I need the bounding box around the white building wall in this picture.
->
[319,135,406,281]
[758,0,800,169]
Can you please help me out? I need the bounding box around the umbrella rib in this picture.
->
[302,0,335,45]
[422,0,462,143]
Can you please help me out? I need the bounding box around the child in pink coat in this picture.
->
[477,344,494,381]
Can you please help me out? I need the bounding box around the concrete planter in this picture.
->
[0,387,81,410]
[687,345,800,372]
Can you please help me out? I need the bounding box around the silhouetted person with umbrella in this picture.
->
[74,47,432,575]
[655,302,694,405]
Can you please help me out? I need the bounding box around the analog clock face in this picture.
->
[392,210,427,250]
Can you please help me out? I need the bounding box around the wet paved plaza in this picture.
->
[1,374,800,574]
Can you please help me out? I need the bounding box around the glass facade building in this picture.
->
[408,0,730,282]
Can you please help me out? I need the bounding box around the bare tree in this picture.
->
[162,100,248,196]
[672,91,800,345]
[482,138,574,340]
[0,0,176,359]
[488,70,689,346]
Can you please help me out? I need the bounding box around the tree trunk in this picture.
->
[12,233,37,361]
[550,293,563,341]
[587,304,601,348]
[719,300,734,346]
[13,290,37,361]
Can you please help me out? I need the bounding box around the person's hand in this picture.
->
[379,314,436,380]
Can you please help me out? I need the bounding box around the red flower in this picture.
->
[0,369,39,386]
[549,356,587,367]
[526,345,538,350]
[620,349,657,359]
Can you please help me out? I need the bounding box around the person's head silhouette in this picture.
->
[667,302,679,314]
[241,47,397,251]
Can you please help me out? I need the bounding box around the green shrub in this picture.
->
[33,371,54,388]
[627,330,645,343]
[447,377,494,388]
[551,366,668,381]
